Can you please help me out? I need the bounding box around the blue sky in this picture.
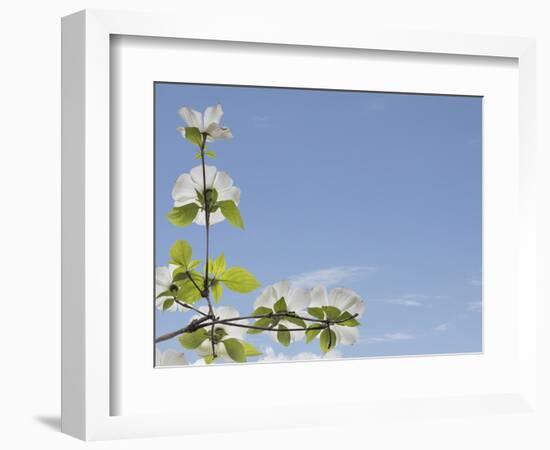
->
[154,82,482,364]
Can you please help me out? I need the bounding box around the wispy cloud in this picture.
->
[258,346,342,363]
[365,333,415,343]
[467,301,482,312]
[434,323,450,332]
[372,294,430,307]
[289,266,377,288]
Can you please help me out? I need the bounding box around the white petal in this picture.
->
[213,170,234,192]
[347,300,365,318]
[207,125,233,140]
[280,319,305,342]
[217,186,240,205]
[193,209,226,226]
[155,266,171,290]
[157,349,188,366]
[273,280,291,300]
[178,107,203,130]
[309,286,329,308]
[203,104,224,129]
[287,287,310,312]
[190,165,217,190]
[215,305,240,320]
[329,288,364,316]
[255,286,277,308]
[207,210,226,225]
[333,325,359,345]
[172,173,201,204]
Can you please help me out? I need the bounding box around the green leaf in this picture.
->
[166,203,200,228]
[305,325,323,343]
[217,200,244,229]
[285,315,306,328]
[204,354,216,364]
[320,328,337,353]
[174,271,204,303]
[220,267,261,293]
[205,189,218,208]
[169,240,193,267]
[252,306,272,316]
[178,329,208,349]
[273,297,288,313]
[307,307,325,321]
[187,259,201,270]
[211,281,223,303]
[223,338,246,363]
[277,324,291,347]
[205,150,217,158]
[211,253,226,276]
[195,189,205,207]
[184,127,203,146]
[162,298,175,311]
[156,290,172,299]
[242,341,262,357]
[194,151,201,159]
[246,317,273,334]
[323,306,341,320]
[336,311,360,327]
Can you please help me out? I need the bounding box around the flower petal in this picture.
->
[157,349,188,366]
[203,104,224,129]
[155,266,172,292]
[178,107,203,130]
[255,286,277,308]
[207,125,233,140]
[217,186,240,204]
[273,280,291,300]
[213,170,234,192]
[287,287,310,312]
[333,325,359,345]
[190,165,217,190]
[172,173,201,205]
[329,288,364,316]
[309,286,329,308]
[207,210,226,225]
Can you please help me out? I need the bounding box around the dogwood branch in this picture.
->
[154,312,358,343]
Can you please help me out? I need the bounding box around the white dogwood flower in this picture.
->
[309,286,365,345]
[178,104,233,141]
[155,347,188,366]
[155,265,186,312]
[192,306,248,361]
[254,280,310,342]
[172,165,240,225]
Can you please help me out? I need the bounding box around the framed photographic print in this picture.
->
[62,9,539,441]
[153,83,483,367]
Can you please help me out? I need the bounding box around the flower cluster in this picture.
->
[252,281,364,347]
[155,103,366,365]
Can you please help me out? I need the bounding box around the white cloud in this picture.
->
[467,301,482,312]
[289,265,377,288]
[434,323,450,332]
[258,346,342,363]
[373,294,428,307]
[365,333,415,343]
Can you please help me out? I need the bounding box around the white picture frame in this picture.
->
[61,9,538,441]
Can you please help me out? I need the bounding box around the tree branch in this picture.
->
[154,312,358,343]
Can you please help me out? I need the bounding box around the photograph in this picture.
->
[154,82,483,366]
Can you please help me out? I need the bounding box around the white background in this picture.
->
[1,0,549,449]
